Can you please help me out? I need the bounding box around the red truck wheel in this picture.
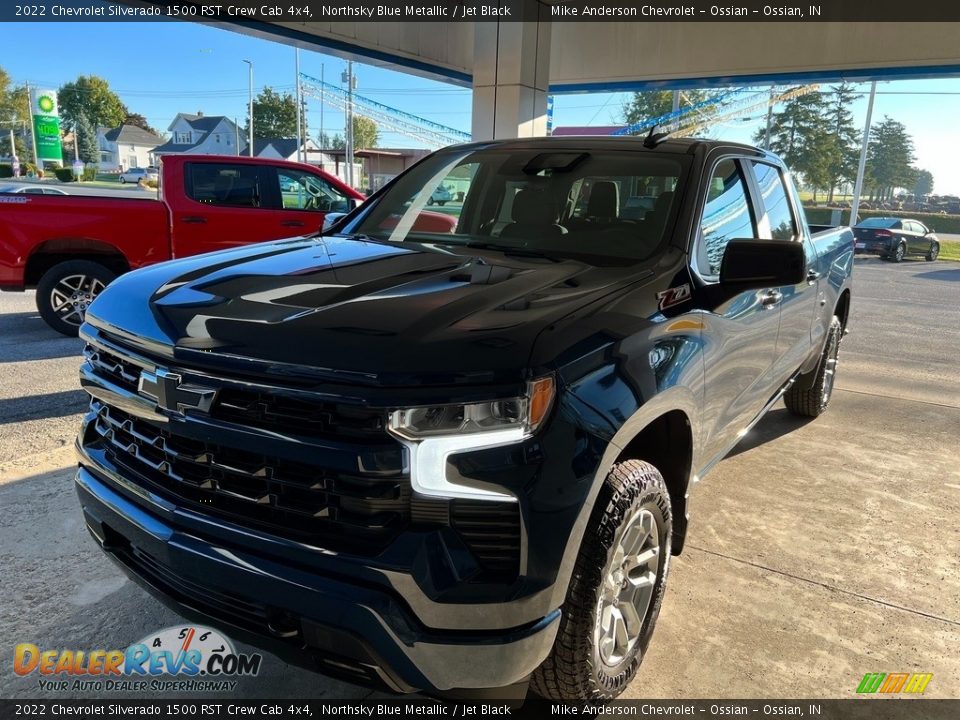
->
[36,260,116,336]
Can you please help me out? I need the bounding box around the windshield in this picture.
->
[344,148,688,264]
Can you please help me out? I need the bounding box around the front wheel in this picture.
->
[927,243,939,261]
[36,260,116,336]
[530,460,672,700]
[783,315,842,417]
[119,176,126,184]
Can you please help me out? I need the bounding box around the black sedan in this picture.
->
[852,217,940,262]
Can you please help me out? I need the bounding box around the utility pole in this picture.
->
[319,63,324,169]
[763,87,774,150]
[234,118,240,156]
[73,127,79,163]
[243,60,254,157]
[671,89,680,132]
[343,61,355,187]
[295,48,302,163]
[26,84,39,169]
[849,81,877,227]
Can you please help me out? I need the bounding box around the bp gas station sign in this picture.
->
[30,89,63,163]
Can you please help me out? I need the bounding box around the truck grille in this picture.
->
[85,401,409,553]
[84,345,386,442]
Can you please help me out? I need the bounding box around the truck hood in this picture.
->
[87,236,645,386]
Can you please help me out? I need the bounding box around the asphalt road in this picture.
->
[1,257,958,700]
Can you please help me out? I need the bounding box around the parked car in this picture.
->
[427,184,453,205]
[0,155,364,335]
[118,167,159,184]
[75,137,853,700]
[852,217,940,262]
[0,184,68,195]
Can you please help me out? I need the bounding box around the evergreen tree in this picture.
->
[824,83,861,201]
[912,169,933,197]
[753,90,834,200]
[865,116,916,201]
[76,113,98,164]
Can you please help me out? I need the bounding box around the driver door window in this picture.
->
[698,159,757,278]
[276,168,352,213]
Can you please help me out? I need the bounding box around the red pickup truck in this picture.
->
[0,155,366,335]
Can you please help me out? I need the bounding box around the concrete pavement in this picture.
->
[1,257,958,699]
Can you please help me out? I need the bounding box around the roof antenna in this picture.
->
[643,124,670,148]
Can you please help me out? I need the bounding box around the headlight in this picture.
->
[387,377,555,502]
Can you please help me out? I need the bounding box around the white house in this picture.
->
[97,124,165,170]
[152,113,244,156]
[252,137,319,162]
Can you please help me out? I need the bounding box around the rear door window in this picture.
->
[185,163,263,208]
[750,161,797,240]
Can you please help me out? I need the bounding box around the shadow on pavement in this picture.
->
[915,268,960,282]
[726,407,814,459]
[0,389,89,425]
[0,466,377,701]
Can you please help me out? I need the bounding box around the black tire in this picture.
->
[926,243,939,262]
[438,201,446,206]
[36,260,116,336]
[119,176,126,184]
[783,315,842,418]
[890,242,906,263]
[427,197,434,206]
[530,460,672,700]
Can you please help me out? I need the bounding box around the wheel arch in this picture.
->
[25,239,130,287]
[834,288,851,334]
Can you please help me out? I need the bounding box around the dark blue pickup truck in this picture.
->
[74,137,853,700]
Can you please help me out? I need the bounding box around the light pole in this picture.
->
[295,48,302,163]
[243,60,254,157]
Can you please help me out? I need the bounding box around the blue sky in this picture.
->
[4,20,960,194]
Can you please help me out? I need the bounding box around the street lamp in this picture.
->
[243,60,254,157]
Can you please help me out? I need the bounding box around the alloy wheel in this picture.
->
[595,508,661,667]
[49,274,105,327]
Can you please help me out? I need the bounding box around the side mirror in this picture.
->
[321,212,347,233]
[720,240,806,292]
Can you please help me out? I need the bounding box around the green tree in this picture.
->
[824,83,861,201]
[753,90,834,200]
[58,75,127,131]
[0,67,31,160]
[76,113,99,164]
[351,115,378,149]
[864,116,916,201]
[622,89,728,128]
[912,169,933,197]
[249,87,298,138]
[123,112,158,135]
[317,130,340,149]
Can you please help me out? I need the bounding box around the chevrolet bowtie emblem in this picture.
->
[138,368,217,415]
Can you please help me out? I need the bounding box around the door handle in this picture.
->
[806,269,821,285]
[181,216,207,224]
[282,220,305,227]
[760,290,783,308]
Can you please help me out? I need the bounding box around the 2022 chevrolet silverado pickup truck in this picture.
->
[0,154,364,335]
[74,137,854,700]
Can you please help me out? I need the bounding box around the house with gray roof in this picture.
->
[97,124,165,170]
[252,137,319,162]
[151,113,245,157]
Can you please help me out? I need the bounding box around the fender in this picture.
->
[544,385,702,613]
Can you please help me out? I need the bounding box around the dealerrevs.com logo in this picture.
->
[14,625,262,693]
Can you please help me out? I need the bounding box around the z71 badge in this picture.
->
[657,283,692,311]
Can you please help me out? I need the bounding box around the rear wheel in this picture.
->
[530,460,671,700]
[784,315,842,418]
[927,243,939,261]
[36,260,116,336]
[890,242,906,263]
[119,176,126,184]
